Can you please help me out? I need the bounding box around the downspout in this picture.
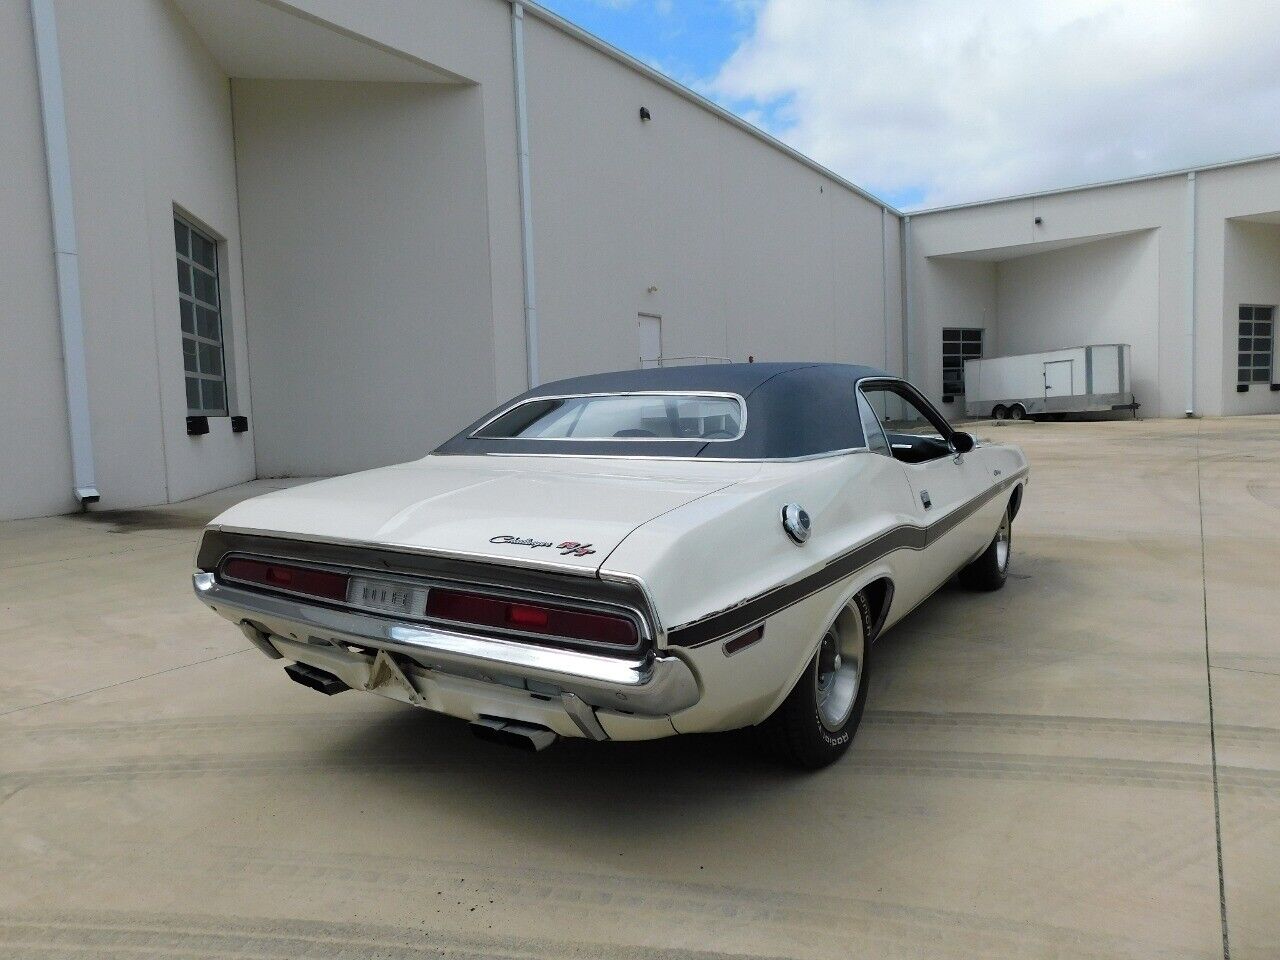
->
[511,3,540,388]
[30,0,98,505]
[901,215,913,380]
[1185,172,1197,416]
[880,206,890,370]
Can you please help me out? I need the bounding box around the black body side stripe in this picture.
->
[666,470,1027,649]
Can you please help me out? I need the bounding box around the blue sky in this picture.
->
[535,2,832,186]
[536,0,1280,210]
[538,1,749,91]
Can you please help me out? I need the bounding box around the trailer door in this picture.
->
[1044,359,1074,399]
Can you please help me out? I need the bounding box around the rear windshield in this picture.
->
[474,393,744,442]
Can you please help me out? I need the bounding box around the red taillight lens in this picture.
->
[425,588,638,647]
[506,603,550,629]
[222,557,349,602]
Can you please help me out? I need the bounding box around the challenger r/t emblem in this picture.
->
[490,535,596,557]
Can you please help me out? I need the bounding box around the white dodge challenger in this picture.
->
[194,363,1028,767]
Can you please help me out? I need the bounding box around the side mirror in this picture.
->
[951,431,975,454]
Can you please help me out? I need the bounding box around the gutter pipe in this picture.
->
[1185,172,1197,416]
[30,0,98,505]
[511,3,540,388]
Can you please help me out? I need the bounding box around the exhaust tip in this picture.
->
[284,661,349,696]
[471,717,558,752]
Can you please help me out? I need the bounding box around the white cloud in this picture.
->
[711,0,1280,208]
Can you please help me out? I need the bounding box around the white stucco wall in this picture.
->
[911,156,1280,419]
[10,0,1280,523]
[1221,221,1280,415]
[277,0,529,402]
[911,176,1190,417]
[523,14,899,380]
[1192,161,1280,417]
[916,258,995,406]
[232,80,498,478]
[0,0,73,521]
[995,232,1159,405]
[54,0,255,510]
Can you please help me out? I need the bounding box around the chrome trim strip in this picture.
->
[470,446,872,464]
[214,525,603,578]
[194,573,699,715]
[599,568,667,646]
[469,390,748,442]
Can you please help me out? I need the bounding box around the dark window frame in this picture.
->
[1237,305,1274,386]
[175,214,228,416]
[942,327,984,397]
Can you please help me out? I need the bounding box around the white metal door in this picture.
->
[638,314,662,368]
[1044,359,1073,398]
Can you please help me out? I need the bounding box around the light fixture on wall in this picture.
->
[639,106,651,122]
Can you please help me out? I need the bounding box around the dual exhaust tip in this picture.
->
[469,716,559,752]
[283,661,560,751]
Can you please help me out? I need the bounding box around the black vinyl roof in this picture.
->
[434,362,894,460]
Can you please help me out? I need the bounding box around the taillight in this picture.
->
[425,588,638,647]
[222,557,349,602]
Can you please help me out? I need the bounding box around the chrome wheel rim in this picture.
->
[814,610,865,732]
[995,511,1011,571]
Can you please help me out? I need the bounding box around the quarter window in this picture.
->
[1238,306,1274,386]
[856,390,891,456]
[942,328,983,397]
[175,215,228,415]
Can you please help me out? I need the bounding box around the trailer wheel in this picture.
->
[1008,404,1026,421]
[992,405,1008,421]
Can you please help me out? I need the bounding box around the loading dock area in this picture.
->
[2,417,1277,959]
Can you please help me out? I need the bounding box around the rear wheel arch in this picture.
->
[757,591,873,768]
[859,576,895,642]
[1008,483,1024,521]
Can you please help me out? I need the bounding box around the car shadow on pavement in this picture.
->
[309,701,828,842]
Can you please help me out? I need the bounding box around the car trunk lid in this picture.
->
[208,455,759,574]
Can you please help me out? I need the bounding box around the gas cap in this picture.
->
[781,503,811,544]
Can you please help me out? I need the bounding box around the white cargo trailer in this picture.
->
[963,344,1138,420]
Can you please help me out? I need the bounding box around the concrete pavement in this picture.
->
[1,418,1276,959]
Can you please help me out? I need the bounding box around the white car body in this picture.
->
[194,364,1028,748]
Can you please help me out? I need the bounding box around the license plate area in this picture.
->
[346,576,429,619]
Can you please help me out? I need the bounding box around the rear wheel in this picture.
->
[757,594,871,769]
[959,506,1012,591]
[992,405,1008,421]
[1008,404,1026,421]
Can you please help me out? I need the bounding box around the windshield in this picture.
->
[474,393,744,441]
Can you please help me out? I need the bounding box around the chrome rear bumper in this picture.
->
[193,572,699,716]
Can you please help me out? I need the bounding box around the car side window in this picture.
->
[860,385,954,465]
[856,390,892,456]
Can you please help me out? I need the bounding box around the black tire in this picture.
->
[756,593,872,769]
[959,506,1012,591]
[992,405,1008,421]
[1008,404,1026,421]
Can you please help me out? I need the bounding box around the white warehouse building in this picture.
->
[3,0,1279,523]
